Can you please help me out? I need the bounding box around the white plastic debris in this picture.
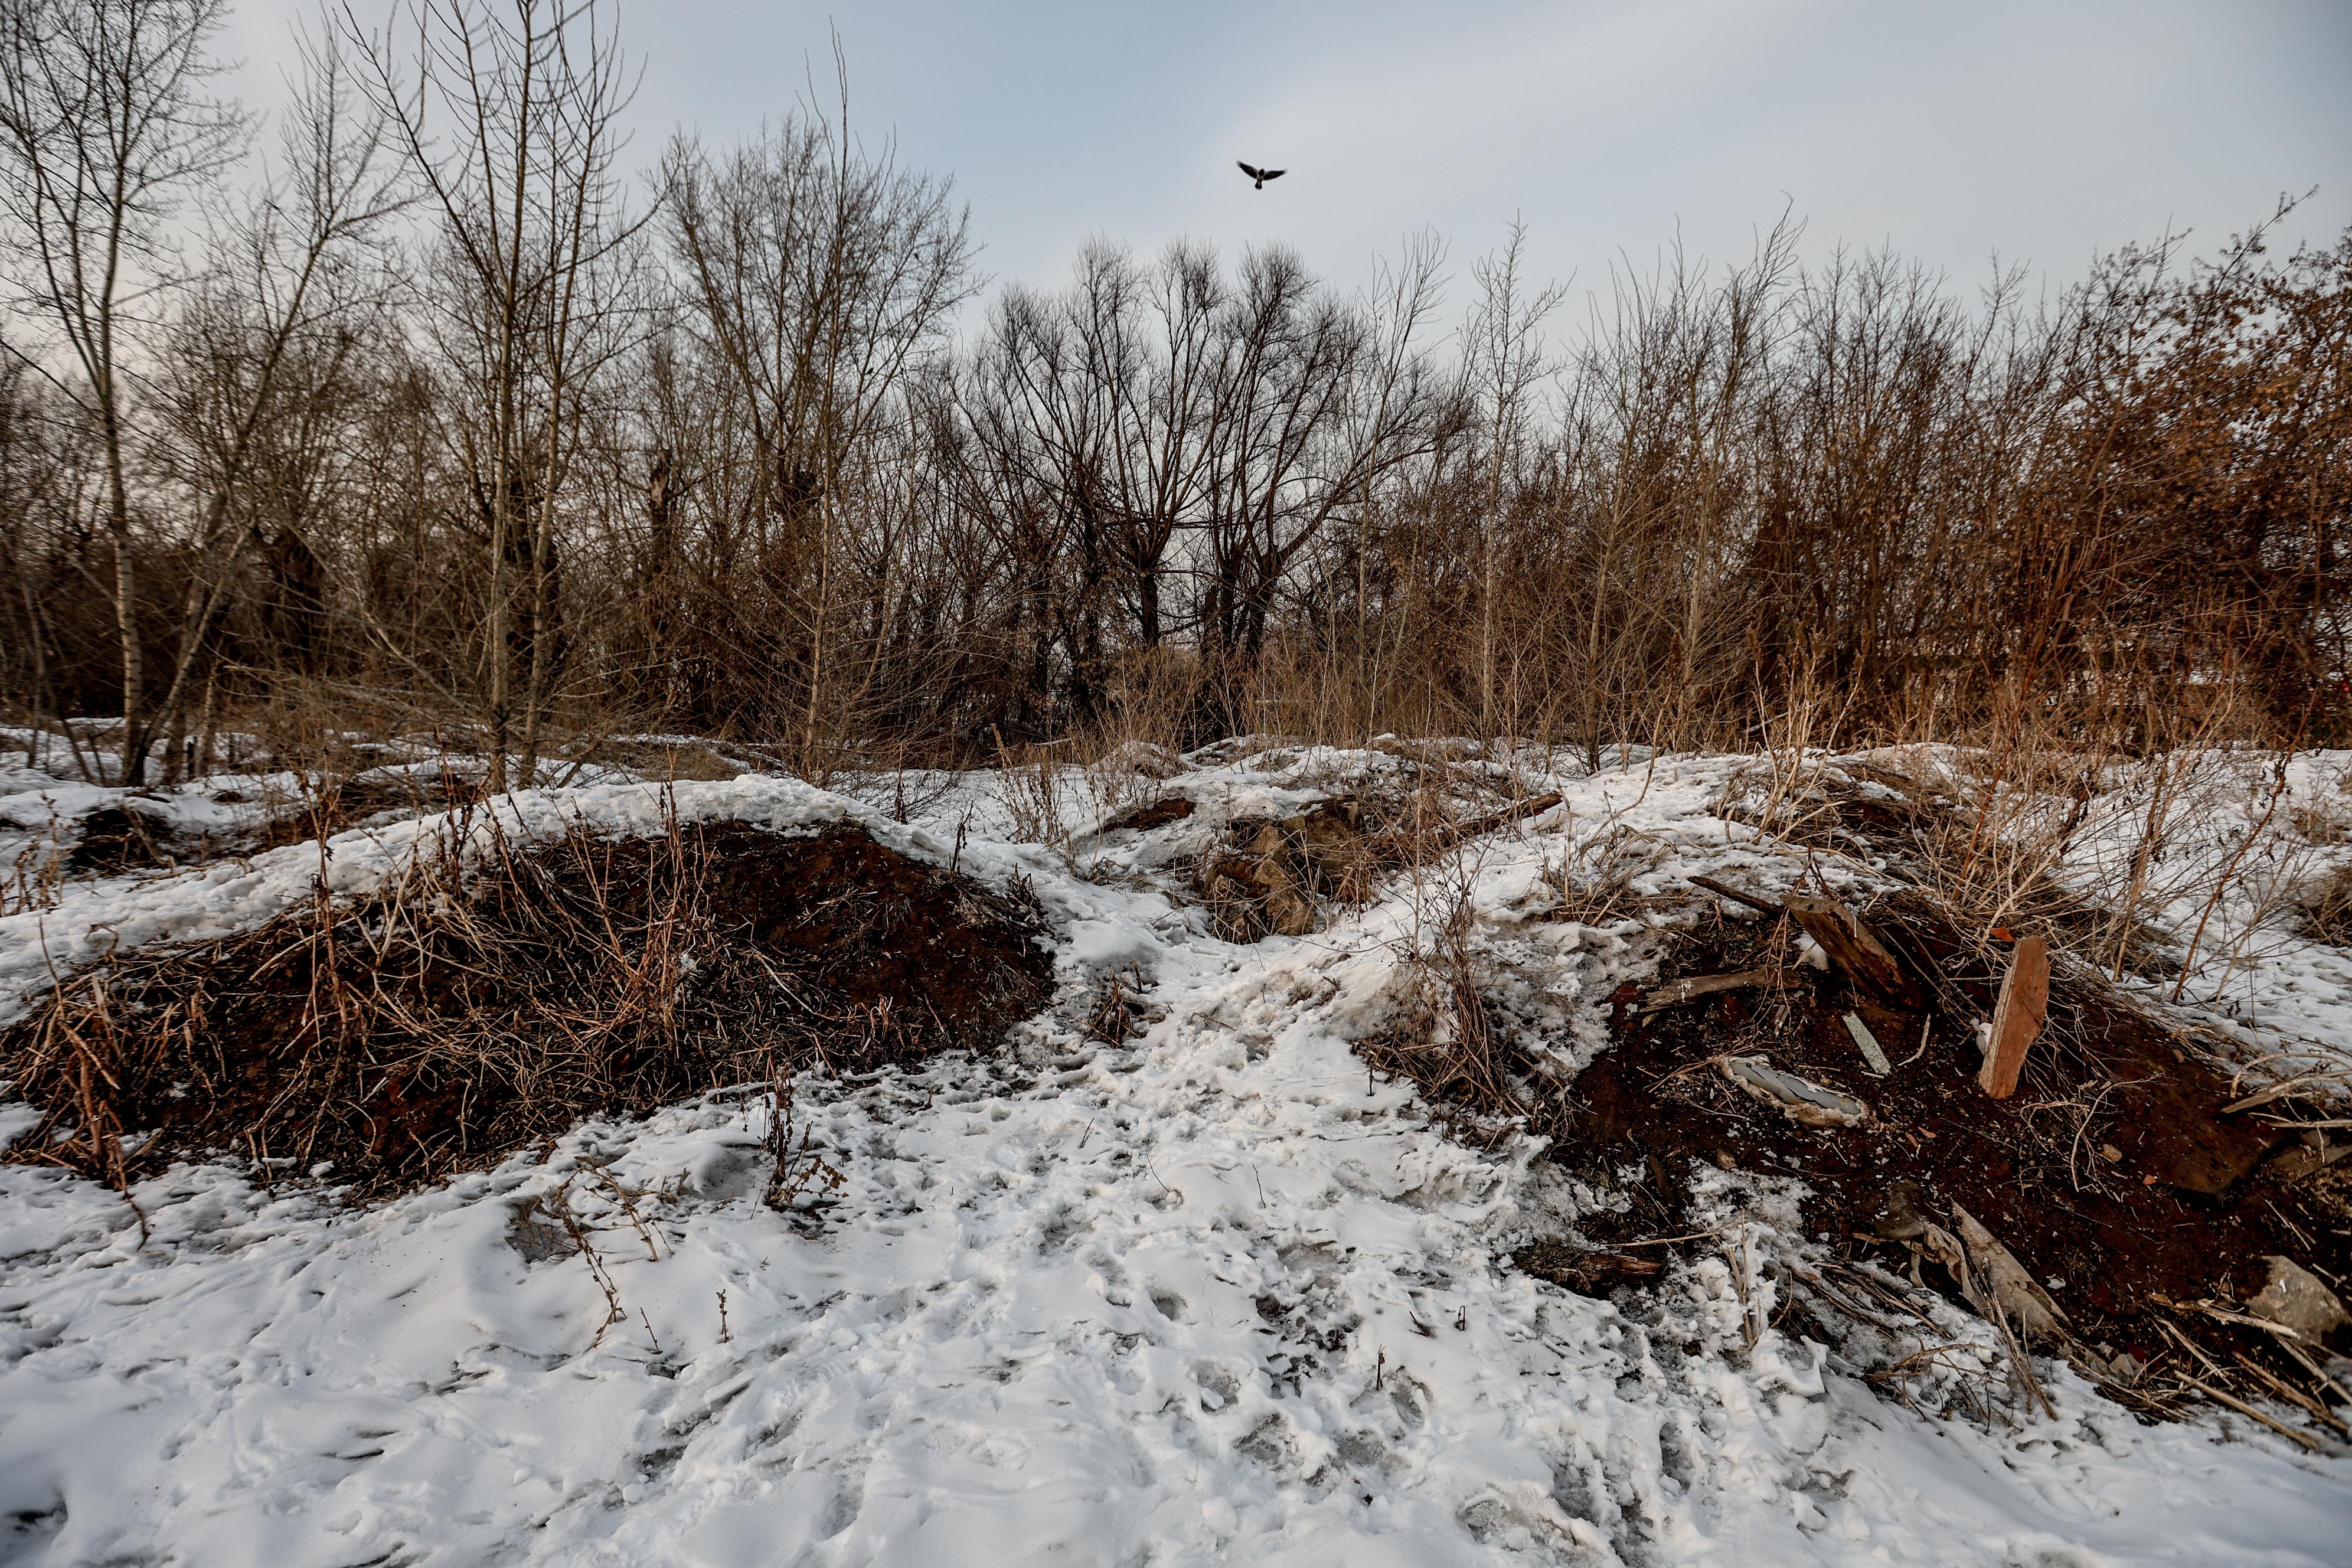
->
[1719,1054,1870,1128]
[1842,1011,1894,1075]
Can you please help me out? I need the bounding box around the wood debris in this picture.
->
[1923,1203,2070,1344]
[1842,1012,1893,1075]
[1977,935,2049,1099]
[1639,968,1804,1014]
[1782,891,1924,1007]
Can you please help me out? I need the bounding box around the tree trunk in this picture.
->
[103,416,146,785]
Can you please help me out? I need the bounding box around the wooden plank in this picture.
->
[1782,891,1925,1007]
[1978,935,2049,1099]
[1639,968,1804,1014]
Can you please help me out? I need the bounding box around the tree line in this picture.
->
[3,0,2347,786]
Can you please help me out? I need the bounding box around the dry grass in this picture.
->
[1537,822,1666,929]
[1366,846,1519,1133]
[2294,864,2352,946]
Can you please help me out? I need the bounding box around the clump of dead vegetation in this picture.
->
[0,815,1052,1197]
[2294,865,2352,946]
[1362,854,1517,1131]
[1158,747,1585,1132]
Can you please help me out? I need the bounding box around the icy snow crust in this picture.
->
[2,749,2349,1564]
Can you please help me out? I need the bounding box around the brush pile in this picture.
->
[0,819,1052,1196]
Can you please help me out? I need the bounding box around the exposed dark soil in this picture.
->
[57,770,491,876]
[1541,891,2350,1404]
[4,822,1053,1196]
[61,801,193,874]
[1097,795,1195,835]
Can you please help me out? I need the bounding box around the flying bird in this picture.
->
[1237,161,1285,190]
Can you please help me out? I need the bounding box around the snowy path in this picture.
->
[3,762,2350,1564]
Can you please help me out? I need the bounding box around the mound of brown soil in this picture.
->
[61,801,192,874]
[4,822,1052,1195]
[1547,892,2350,1423]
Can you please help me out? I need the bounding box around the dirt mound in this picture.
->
[61,799,195,874]
[1199,790,1562,942]
[2,821,1053,1196]
[1544,888,2350,1432]
[50,770,490,879]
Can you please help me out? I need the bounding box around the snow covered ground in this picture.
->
[2,743,2349,1565]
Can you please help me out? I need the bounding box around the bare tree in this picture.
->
[661,45,976,766]
[352,0,642,788]
[1,4,2341,777]
[0,0,244,781]
[140,24,402,779]
[1459,220,1564,736]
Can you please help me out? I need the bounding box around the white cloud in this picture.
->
[220,0,2352,304]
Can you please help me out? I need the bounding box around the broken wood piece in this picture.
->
[2220,1079,2313,1115]
[1639,968,1804,1014]
[1418,791,1564,857]
[1977,935,2049,1099]
[2265,1138,2350,1182]
[1718,1055,1868,1128]
[1687,874,1784,916]
[1923,1203,2069,1343]
[1513,1238,1665,1294]
[1782,891,1924,1006]
[1842,1012,1893,1075]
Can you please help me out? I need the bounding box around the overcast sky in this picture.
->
[227,0,2352,315]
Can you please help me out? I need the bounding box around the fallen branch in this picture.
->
[1640,968,1805,1014]
[1688,874,1785,917]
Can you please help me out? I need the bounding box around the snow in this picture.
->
[2,744,2348,1564]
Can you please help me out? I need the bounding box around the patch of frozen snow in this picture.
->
[1,750,2346,1564]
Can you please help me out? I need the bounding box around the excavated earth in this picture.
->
[2,822,1054,1197]
[1537,890,2351,1400]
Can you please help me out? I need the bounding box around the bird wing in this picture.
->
[1261,168,1286,181]
[1237,161,1264,179]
